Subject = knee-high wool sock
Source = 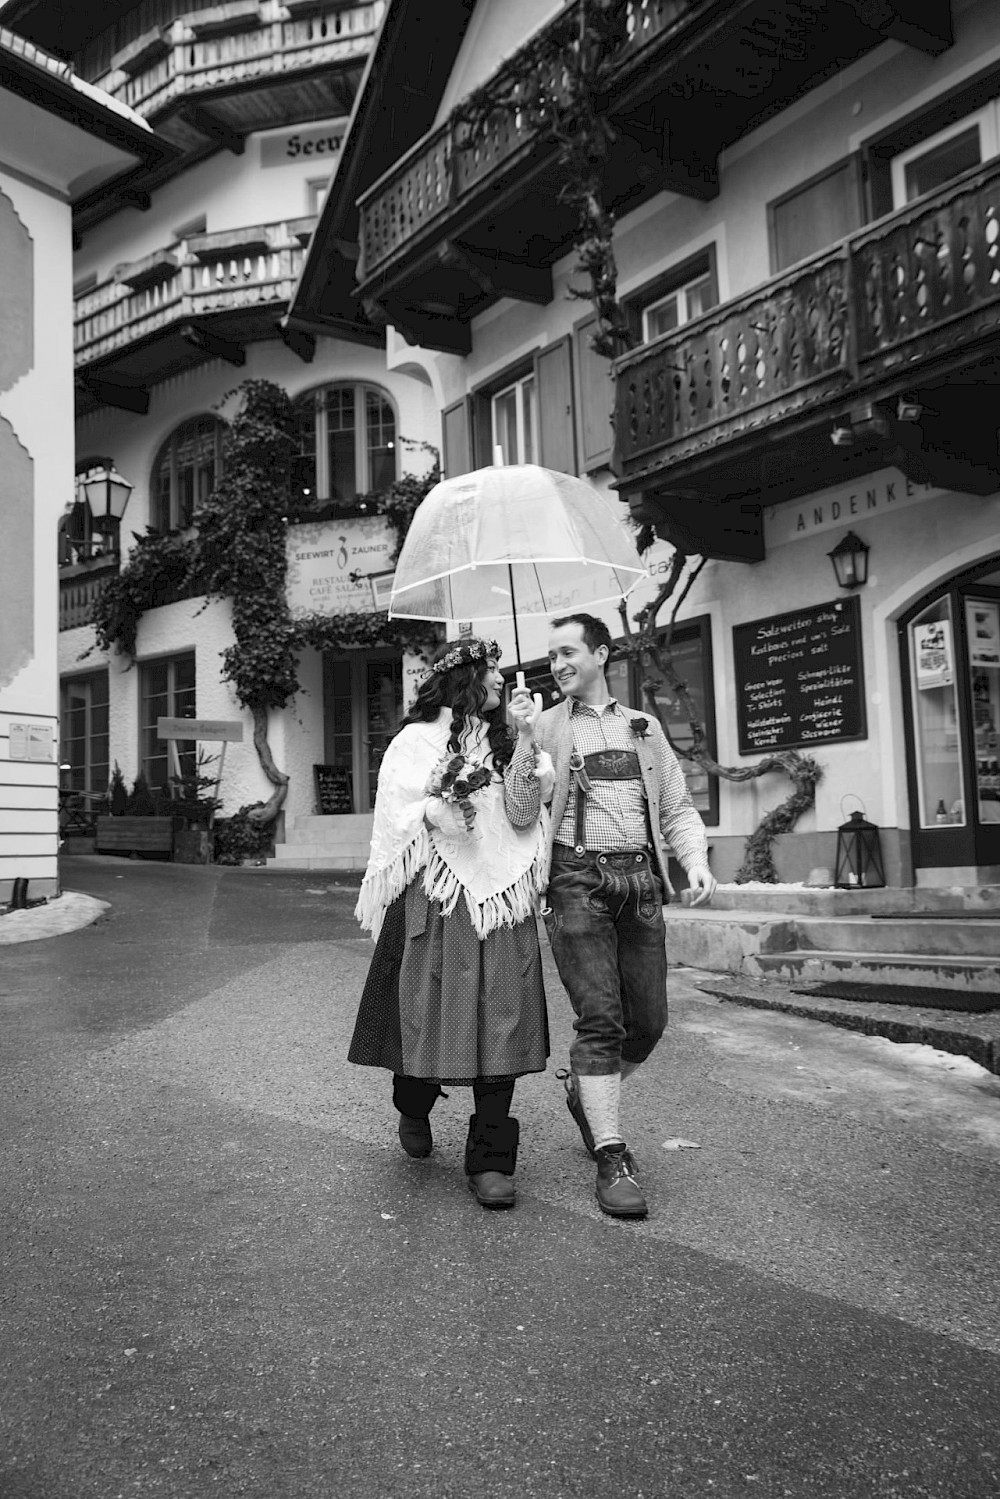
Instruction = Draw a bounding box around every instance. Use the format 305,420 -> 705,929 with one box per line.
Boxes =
575,1072 -> 623,1151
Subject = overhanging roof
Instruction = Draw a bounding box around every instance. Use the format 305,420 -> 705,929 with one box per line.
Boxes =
0,25 -> 169,197
287,0 -> 476,342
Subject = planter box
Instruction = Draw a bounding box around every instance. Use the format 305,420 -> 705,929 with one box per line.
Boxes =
95,816 -> 178,857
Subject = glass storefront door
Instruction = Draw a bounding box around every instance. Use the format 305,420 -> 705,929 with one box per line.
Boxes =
902,563 -> 1000,875
322,652 -> 403,813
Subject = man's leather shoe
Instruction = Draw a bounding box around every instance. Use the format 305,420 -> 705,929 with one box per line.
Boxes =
555,1068 -> 596,1159
398,1114 -> 432,1158
467,1171 -> 516,1209
595,1144 -> 647,1219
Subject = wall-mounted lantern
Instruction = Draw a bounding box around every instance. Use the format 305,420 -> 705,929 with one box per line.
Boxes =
834,809 -> 886,889
827,530 -> 870,590
80,466 -> 134,540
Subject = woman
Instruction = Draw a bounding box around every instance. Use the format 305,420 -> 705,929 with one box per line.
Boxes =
350,637 -> 552,1210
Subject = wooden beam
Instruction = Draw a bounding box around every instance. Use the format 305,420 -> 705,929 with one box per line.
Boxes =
278,322 -> 316,363
438,242 -> 553,306
626,492 -> 764,563
180,105 -> 246,156
364,297 -> 471,356
843,0 -> 952,55
77,375 -> 150,415
616,115 -> 720,202
180,323 -> 246,366
115,188 -> 152,212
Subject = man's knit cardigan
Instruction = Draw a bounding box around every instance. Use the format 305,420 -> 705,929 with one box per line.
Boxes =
534,698 -> 709,895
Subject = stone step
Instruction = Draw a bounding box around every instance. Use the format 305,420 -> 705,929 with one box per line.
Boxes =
794,914 -> 1000,958
752,950 -> 1000,993
264,853 -> 369,871
283,826 -> 374,849
286,813 -> 374,836
708,884 -> 1000,916
270,841 -> 371,860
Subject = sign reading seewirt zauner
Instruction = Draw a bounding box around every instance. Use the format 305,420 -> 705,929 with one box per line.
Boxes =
733,596 -> 866,754
286,516 -> 395,620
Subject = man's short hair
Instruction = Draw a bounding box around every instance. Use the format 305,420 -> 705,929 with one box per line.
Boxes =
550,612 -> 613,659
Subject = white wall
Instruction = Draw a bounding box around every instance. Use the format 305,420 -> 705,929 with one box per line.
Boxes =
0,171 -> 76,898
433,0 -> 567,127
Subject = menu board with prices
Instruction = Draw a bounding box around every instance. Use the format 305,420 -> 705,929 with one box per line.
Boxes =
733,596 -> 866,754
313,763 -> 354,815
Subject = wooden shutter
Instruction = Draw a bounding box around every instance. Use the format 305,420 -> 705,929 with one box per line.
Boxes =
441,397 -> 472,478
535,336 -> 576,474
769,156 -> 864,273
574,314 -> 614,473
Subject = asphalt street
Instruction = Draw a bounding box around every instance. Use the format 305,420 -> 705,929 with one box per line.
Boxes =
2,855 -> 999,1499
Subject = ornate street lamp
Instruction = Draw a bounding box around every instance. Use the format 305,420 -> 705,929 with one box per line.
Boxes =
827,529 -> 870,590
80,465 -> 134,544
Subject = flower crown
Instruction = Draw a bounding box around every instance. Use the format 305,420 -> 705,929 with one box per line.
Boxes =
428,638 -> 501,675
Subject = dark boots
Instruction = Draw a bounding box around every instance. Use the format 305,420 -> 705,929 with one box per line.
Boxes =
465,1114 -> 519,1209
392,1075 -> 445,1158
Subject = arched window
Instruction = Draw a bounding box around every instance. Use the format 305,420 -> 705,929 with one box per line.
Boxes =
293,383 -> 397,501
151,415 -> 225,532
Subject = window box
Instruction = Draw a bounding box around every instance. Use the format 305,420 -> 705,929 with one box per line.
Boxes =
113,251 -> 179,292
110,28 -> 171,77
186,2 -> 262,39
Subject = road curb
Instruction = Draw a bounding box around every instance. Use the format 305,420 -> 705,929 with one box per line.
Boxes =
692,975 -> 1000,1078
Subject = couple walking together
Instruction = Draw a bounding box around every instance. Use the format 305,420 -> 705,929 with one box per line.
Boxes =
349,613 -> 715,1219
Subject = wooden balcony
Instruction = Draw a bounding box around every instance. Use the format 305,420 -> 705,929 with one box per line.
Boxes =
613,157 -> 1000,554
59,557 -> 120,632
70,2 -> 382,234
74,217 -> 316,416
354,0 -> 951,351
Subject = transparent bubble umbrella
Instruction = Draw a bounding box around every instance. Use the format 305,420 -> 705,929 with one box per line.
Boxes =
388,459 -> 648,663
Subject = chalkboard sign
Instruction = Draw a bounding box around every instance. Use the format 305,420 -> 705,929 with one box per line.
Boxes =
733,595 -> 866,754
313,763 -> 354,814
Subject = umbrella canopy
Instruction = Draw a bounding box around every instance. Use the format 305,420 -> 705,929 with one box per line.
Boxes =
388,464 -> 647,631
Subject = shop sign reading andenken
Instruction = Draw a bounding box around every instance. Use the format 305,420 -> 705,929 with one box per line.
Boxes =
286,516 -> 395,619
764,468 -> 943,547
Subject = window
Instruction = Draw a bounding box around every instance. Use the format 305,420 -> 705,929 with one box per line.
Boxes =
139,653 -> 196,791
59,672 -> 109,795
625,249 -> 719,344
491,372 -> 537,466
891,104 -> 999,208
636,617 -> 718,824
307,178 -> 328,215
769,160 -> 864,274
151,416 -> 225,532
293,383 -> 397,501
642,270 -> 715,341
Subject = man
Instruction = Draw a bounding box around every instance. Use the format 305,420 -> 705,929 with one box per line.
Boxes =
535,613 -> 715,1220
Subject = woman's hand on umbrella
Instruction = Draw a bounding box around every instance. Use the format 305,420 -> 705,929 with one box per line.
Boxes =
509,688 -> 542,739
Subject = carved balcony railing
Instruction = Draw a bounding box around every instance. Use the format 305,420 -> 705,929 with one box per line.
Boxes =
88,2 -> 384,119
74,217 -> 314,368
614,158 -> 1000,483
356,0 -> 693,282
59,558 -> 119,632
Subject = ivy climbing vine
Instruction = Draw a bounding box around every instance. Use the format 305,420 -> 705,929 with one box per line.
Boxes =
89,379 -> 439,825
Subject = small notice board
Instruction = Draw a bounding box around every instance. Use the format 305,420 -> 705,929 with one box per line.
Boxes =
733,595 -> 866,754
313,763 -> 354,814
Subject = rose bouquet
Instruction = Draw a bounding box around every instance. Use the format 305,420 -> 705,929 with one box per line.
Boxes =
426,754 -> 493,835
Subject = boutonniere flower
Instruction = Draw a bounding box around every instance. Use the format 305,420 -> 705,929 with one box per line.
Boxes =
630,716 -> 651,739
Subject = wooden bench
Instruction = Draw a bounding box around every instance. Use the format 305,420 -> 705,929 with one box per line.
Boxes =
94,816 -> 179,856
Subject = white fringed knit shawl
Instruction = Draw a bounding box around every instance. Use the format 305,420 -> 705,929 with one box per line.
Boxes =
355,710 -> 550,941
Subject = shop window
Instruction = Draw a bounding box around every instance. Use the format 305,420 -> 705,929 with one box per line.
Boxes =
59,671 -> 109,795
637,617 -> 718,824
151,415 -> 225,532
139,652 -> 196,792
294,382 -> 397,501
768,160 -> 864,273
442,338 -> 576,479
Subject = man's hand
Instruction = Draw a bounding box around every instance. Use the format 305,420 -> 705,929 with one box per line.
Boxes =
684,863 -> 716,907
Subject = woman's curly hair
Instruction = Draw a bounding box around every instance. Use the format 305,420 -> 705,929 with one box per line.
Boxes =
400,640 -> 514,768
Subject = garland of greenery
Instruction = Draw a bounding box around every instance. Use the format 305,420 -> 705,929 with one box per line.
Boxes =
89,379 -> 440,824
